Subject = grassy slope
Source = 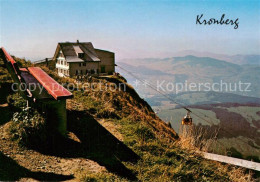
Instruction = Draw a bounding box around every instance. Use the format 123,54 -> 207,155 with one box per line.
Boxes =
158,104 -> 260,161
59,71 -> 253,181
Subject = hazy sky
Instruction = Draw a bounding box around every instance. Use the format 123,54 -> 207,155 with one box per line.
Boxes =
0,0 -> 260,61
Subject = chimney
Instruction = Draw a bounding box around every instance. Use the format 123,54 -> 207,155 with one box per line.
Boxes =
77,39 -> 79,43
45,58 -> 49,66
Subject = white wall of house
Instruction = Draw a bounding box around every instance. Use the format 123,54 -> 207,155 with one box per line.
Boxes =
56,53 -> 69,77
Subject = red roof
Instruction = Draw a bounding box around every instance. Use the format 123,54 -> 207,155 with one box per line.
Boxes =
28,67 -> 73,100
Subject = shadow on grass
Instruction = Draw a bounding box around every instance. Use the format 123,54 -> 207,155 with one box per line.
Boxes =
0,151 -> 73,181
0,105 -> 12,126
32,110 -> 139,180
0,105 -> 73,181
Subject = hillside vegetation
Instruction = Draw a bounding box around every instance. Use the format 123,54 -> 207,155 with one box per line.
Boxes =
0,60 -> 256,181
158,103 -> 260,162
0,56 -> 32,103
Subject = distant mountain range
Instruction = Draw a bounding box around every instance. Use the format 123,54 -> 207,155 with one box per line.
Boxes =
117,55 -> 260,98
168,50 -> 260,65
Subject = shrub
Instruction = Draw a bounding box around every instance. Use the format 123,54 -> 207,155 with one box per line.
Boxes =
96,108 -> 120,119
7,93 -> 27,112
9,106 -> 47,147
135,125 -> 155,144
13,56 -> 32,67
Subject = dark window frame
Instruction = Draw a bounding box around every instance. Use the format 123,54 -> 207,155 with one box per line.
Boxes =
78,53 -> 84,59
101,66 -> 106,73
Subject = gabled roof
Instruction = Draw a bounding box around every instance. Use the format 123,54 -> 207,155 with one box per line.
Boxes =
55,42 -> 101,63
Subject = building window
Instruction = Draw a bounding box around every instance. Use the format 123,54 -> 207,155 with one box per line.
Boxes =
81,70 -> 83,74
101,66 -> 106,73
59,52 -> 64,58
79,63 -> 81,67
76,70 -> 78,75
78,53 -> 84,59
83,62 -> 86,66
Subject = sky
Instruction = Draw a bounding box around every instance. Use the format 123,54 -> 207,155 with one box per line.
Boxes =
0,0 -> 260,61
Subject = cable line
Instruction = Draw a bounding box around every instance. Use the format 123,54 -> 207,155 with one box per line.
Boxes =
117,65 -> 252,146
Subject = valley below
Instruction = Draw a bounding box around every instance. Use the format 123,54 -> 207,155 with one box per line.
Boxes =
118,54 -> 260,162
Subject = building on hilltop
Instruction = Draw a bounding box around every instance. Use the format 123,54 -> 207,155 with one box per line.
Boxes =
52,40 -> 115,77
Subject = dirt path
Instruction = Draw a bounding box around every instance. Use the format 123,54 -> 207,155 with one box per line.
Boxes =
0,99 -> 129,181
0,121 -> 109,181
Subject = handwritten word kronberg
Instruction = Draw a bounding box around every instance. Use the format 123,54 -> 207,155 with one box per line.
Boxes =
196,14 -> 239,29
